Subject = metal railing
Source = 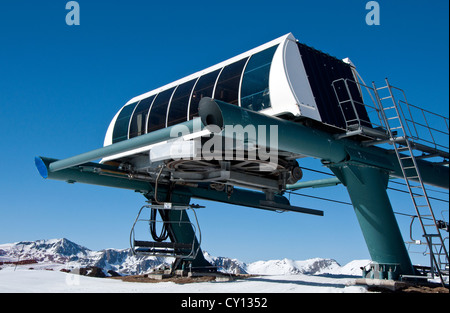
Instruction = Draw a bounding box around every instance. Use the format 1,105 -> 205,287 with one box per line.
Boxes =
332,78 -> 388,133
398,100 -> 449,152
332,77 -> 449,158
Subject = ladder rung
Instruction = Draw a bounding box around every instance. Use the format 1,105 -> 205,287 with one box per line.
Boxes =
383,105 -> 396,110
403,166 -> 417,170
416,205 -> 430,208
387,116 -> 400,120
423,232 -> 441,236
400,156 -> 413,160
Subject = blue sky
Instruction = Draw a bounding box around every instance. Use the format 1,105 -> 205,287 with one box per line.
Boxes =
0,0 -> 448,266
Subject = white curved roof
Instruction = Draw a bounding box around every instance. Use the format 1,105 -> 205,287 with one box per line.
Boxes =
104,33 -> 322,147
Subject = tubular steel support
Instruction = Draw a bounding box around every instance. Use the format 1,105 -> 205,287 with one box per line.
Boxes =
330,162 -> 415,279
47,119 -> 198,173
199,98 -> 449,189
35,156 -> 317,215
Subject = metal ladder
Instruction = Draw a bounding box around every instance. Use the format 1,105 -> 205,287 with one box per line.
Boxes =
374,79 -> 449,286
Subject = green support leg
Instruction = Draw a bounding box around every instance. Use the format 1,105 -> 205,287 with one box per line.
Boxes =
330,162 -> 415,280
144,191 -> 213,272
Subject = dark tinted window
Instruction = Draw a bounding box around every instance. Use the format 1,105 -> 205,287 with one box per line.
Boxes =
214,58 -> 248,105
189,69 -> 221,119
113,102 -> 138,143
297,42 -> 369,129
241,45 -> 278,111
129,95 -> 156,138
167,79 -> 197,127
147,87 -> 176,133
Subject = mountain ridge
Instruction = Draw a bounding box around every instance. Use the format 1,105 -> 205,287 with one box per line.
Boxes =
0,238 -> 368,277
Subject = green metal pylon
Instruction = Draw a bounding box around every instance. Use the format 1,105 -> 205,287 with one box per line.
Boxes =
330,162 -> 415,279
142,189 -> 213,272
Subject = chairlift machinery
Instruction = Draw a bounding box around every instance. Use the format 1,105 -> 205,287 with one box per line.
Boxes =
35,33 -> 449,283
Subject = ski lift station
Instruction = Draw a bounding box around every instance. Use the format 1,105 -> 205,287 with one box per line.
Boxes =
35,33 -> 449,286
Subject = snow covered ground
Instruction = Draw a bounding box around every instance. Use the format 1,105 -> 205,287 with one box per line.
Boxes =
0,266 -> 368,293
0,238 -> 371,293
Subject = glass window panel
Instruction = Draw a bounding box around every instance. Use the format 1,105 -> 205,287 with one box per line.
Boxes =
112,102 -> 138,143
167,79 -> 197,127
129,95 -> 156,138
188,69 -> 221,119
213,58 -> 248,105
240,45 -> 278,111
147,87 -> 176,133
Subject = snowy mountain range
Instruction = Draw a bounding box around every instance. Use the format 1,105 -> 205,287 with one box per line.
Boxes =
0,238 -> 368,277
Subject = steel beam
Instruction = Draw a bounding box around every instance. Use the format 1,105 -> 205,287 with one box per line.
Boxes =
198,98 -> 449,189
286,177 -> 341,190
47,119 -> 198,173
35,156 -> 303,214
